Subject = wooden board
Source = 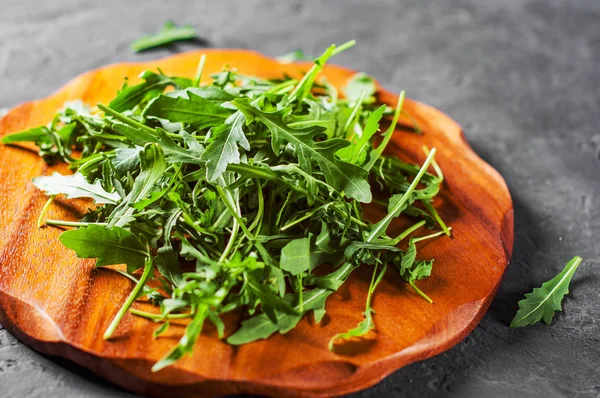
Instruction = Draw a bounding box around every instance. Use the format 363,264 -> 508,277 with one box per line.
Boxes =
0,50 -> 513,397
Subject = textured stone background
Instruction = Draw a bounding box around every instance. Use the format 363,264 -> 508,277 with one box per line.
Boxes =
1,0 -> 599,397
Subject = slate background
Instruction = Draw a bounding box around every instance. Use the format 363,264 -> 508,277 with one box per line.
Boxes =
1,0 -> 599,397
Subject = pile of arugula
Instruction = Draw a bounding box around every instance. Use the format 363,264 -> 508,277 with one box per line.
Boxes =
2,41 -> 453,370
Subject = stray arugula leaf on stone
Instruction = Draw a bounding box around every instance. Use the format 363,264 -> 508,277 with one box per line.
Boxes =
511,256 -> 583,327
1,40 -> 451,370
131,21 -> 198,53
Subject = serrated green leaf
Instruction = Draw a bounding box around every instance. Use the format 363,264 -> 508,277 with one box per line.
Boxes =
511,256 -> 583,327
337,105 -> 385,165
1,126 -> 50,145
200,111 -> 250,181
109,71 -> 177,112
152,304 -> 208,372
112,123 -> 158,146
155,128 -> 204,165
59,224 -> 148,273
113,147 -> 142,175
109,143 -> 167,227
33,172 -> 121,204
143,91 -> 232,129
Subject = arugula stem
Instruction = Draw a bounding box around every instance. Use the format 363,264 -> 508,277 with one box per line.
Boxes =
37,195 -> 55,228
45,220 -> 108,227
422,146 -> 444,181
130,308 -> 192,321
387,220 -> 427,246
409,280 -> 433,304
104,256 -> 153,340
298,274 -> 304,312
364,91 -> 406,172
331,40 -> 357,56
343,90 -> 366,135
193,54 -> 207,87
280,208 -> 319,231
97,103 -> 156,135
368,148 -> 437,241
422,201 -> 450,236
411,228 -> 452,243
218,193 -> 239,263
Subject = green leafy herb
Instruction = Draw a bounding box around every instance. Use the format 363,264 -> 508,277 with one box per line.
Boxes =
131,21 -> 198,53
33,172 -> 121,205
511,256 -> 583,327
2,41 -> 449,370
276,50 -> 310,63
60,224 -> 149,273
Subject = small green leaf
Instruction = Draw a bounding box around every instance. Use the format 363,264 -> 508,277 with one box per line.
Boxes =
280,238 -> 311,276
1,126 -> 50,145
153,321 -> 170,338
131,21 -> 198,53
109,71 -> 178,112
112,123 -> 158,146
227,286 -> 335,345
143,91 -> 232,130
156,129 -> 204,165
511,256 -> 583,328
155,246 -> 182,286
152,304 -> 208,371
337,105 -> 385,165
329,263 -> 387,350
276,49 -> 309,63
200,111 -> 250,181
113,147 -> 142,175
344,73 -> 376,103
59,224 -> 149,273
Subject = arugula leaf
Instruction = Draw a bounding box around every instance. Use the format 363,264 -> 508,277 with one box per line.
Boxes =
246,274 -> 298,322
109,143 -> 167,227
156,129 -> 204,165
396,240 -> 433,303
152,304 -> 208,371
113,147 -> 142,175
111,123 -> 158,146
155,246 -> 182,286
511,256 -> 583,327
153,321 -> 170,338
200,111 -> 250,181
143,91 -> 233,130
59,224 -> 149,273
168,87 -> 235,102
337,105 -> 385,165
344,73 -> 376,103
227,286 -> 334,345
109,71 -> 183,112
329,263 -> 387,350
1,126 -> 50,145
280,237 -> 311,275
33,172 -> 121,205
131,21 -> 198,53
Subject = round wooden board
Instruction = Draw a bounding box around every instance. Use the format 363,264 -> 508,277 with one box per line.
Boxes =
0,50 -> 513,397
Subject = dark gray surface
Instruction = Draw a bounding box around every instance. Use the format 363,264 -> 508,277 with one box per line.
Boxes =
1,0 -> 599,397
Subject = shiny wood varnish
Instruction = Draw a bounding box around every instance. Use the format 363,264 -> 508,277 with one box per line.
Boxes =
0,50 -> 513,397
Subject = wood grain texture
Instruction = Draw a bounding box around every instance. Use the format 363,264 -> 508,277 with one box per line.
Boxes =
0,50 -> 513,398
